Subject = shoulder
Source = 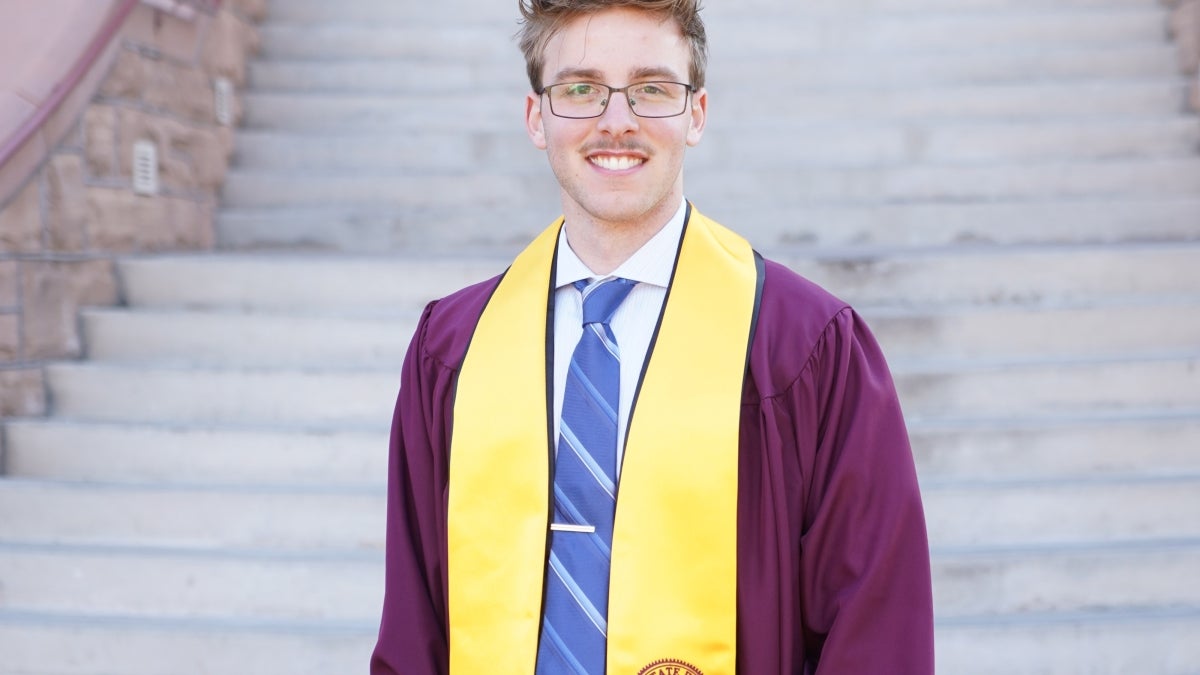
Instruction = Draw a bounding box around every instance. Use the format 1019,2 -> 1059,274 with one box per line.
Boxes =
758,257 -> 849,321
748,256 -> 870,398
412,274 -> 503,370
756,256 -> 856,352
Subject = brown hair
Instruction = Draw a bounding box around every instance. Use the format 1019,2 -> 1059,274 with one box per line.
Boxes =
517,0 -> 708,93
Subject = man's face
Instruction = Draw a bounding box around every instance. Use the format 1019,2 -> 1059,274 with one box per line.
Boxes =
525,7 -> 707,232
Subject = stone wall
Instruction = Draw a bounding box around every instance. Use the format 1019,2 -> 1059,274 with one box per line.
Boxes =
1169,0 -> 1200,111
0,0 -> 265,418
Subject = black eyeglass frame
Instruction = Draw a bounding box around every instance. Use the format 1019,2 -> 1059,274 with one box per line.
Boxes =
537,81 -> 698,119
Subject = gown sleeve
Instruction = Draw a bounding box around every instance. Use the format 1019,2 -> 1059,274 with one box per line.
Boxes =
797,308 -> 935,673
371,302 -> 452,675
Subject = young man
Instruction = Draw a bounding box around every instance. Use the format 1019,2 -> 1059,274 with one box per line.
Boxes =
371,1 -> 934,673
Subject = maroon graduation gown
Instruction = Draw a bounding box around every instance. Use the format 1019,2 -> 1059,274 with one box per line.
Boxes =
370,257 -> 935,674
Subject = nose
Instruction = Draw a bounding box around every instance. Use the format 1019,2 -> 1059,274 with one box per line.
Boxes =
596,91 -> 639,134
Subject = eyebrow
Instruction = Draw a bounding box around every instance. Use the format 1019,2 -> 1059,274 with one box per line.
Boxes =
549,66 -> 684,85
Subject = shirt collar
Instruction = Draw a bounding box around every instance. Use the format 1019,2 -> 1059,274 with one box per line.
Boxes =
554,198 -> 687,290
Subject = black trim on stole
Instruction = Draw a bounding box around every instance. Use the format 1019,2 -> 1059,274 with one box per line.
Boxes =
538,226 -> 562,655
746,251 -> 766,375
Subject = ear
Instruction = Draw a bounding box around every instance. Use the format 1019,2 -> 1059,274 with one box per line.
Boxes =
686,87 -> 707,147
526,91 -> 548,150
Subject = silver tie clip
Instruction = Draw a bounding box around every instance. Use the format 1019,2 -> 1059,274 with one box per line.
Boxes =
550,523 -> 596,533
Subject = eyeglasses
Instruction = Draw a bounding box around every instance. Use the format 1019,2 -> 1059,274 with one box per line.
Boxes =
539,81 -> 696,119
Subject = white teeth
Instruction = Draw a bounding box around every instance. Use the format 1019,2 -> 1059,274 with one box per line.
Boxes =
590,155 -> 643,171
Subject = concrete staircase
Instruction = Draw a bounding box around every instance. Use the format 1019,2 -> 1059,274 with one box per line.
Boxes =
3,0 -> 1200,672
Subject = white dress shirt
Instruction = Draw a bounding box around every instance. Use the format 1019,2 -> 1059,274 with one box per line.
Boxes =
552,199 -> 687,476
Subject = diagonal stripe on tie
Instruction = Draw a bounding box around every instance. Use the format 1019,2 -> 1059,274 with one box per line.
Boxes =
537,277 -> 637,675
558,423 -> 617,496
566,361 -> 619,421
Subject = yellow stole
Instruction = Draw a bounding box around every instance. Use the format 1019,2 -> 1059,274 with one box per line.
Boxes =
448,207 -> 760,674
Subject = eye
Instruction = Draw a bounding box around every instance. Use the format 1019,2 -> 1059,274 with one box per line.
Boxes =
562,83 -> 599,98
633,83 -> 666,96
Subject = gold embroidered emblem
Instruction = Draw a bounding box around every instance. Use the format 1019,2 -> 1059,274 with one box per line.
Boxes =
637,659 -> 704,675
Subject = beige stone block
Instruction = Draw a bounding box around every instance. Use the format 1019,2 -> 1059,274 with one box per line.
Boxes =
201,9 -> 259,85
117,109 -> 231,193
1171,0 -> 1200,74
20,259 -> 118,359
0,260 -> 17,306
86,188 -> 213,252
45,154 -> 88,252
121,4 -> 204,63
84,105 -> 119,178
0,312 -> 18,361
0,367 -> 45,417
227,0 -> 268,22
0,177 -> 43,254
193,125 -> 234,190
101,49 -> 215,124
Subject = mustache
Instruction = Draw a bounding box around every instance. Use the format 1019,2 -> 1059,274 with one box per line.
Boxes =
583,141 -> 652,156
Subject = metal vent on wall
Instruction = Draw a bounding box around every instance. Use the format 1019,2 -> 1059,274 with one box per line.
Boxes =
132,139 -> 158,196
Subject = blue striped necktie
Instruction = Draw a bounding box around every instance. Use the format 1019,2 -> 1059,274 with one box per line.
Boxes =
536,277 -> 637,675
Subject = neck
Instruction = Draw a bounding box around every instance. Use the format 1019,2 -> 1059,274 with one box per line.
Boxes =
562,200 -> 681,276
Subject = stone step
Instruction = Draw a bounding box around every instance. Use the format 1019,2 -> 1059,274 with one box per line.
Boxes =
261,0 -> 518,25
249,44 -> 1180,93
215,197 -> 1200,252
258,24 -> 517,61
42,355 -> 1200,427
1,475 -> 1195,551
0,539 -> 1192,624
232,118 -> 1200,172
1,421 -> 385,487
5,412 -> 1199,487
728,0 -> 1161,9
0,481 -> 383,550
933,541 -> 1200,618
220,169 -> 555,210
0,543 -> 381,622
912,416 -> 1200,481
708,45 -> 1181,87
707,10 -> 1171,53
215,205 -> 552,254
117,244 -> 1200,311
867,300 -> 1200,362
936,609 -> 1200,675
240,80 -> 1189,131
772,243 -> 1200,308
117,254 -> 506,312
258,7 -> 1167,52
891,355 -> 1200,422
922,477 -> 1200,548
2,607 -> 1196,675
78,299 -> 1200,368
0,612 -> 374,675
81,308 -> 421,368
44,363 -> 398,428
693,158 -> 1200,204
221,158 -> 1200,210
6,416 -> 1198,487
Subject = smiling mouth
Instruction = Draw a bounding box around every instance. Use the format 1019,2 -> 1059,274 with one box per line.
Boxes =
589,155 -> 644,171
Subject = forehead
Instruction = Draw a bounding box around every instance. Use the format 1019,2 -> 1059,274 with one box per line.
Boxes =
541,7 -> 690,83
